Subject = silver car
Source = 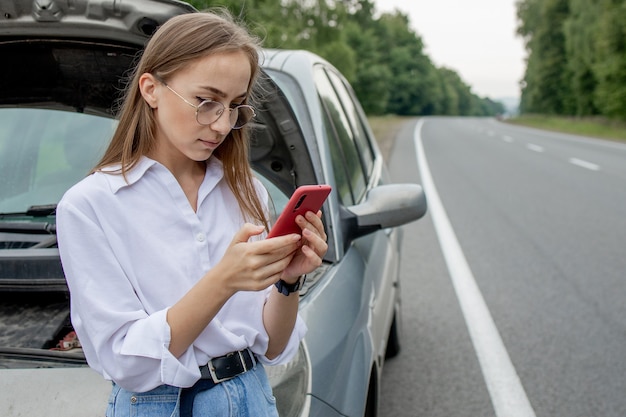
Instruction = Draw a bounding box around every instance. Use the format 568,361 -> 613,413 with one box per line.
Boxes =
0,1 -> 427,416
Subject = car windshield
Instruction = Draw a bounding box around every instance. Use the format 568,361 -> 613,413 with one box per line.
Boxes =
0,107 -> 289,219
0,108 -> 116,215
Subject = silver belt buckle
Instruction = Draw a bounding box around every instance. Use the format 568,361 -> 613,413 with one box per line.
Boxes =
208,360 -> 231,383
207,350 -> 254,383
238,350 -> 249,372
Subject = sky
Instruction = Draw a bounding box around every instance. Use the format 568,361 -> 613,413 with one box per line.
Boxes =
373,0 -> 527,100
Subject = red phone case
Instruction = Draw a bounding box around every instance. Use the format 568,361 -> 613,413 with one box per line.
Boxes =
267,184 -> 332,238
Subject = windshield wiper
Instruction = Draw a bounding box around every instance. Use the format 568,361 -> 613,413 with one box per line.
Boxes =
0,204 -> 57,218
0,221 -> 56,235
0,204 -> 57,235
26,204 -> 57,217
0,347 -> 85,365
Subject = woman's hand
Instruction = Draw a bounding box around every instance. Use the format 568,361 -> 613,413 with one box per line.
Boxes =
262,211 -> 326,359
214,223 -> 302,294
167,224 -> 300,357
280,210 -> 328,283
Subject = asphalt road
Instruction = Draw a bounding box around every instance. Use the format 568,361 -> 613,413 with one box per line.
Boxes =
379,117 -> 626,417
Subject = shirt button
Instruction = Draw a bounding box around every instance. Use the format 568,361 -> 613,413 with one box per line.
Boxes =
196,233 -> 205,242
130,396 -> 137,404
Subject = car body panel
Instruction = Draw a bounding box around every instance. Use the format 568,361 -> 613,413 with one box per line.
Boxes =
0,367 -> 110,416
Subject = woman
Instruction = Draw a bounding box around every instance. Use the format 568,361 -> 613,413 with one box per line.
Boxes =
56,10 -> 327,417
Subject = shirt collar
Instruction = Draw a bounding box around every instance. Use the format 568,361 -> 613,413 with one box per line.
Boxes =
102,156 -> 224,194
103,156 -> 157,193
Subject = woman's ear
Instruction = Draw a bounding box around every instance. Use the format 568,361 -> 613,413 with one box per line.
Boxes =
139,73 -> 159,109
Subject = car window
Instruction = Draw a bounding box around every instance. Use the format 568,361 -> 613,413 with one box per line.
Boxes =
325,69 -> 375,178
0,108 -> 115,214
314,66 -> 367,205
321,105 -> 354,205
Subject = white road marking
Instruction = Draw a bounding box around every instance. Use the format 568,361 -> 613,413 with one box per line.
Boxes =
414,119 -> 537,417
526,144 -> 544,153
502,135 -> 514,143
569,158 -> 600,171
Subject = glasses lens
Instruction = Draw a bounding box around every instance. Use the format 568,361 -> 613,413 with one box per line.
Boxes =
196,101 -> 225,125
231,106 -> 255,129
196,101 -> 255,129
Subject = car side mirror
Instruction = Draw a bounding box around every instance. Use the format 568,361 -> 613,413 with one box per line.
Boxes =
342,183 -> 427,241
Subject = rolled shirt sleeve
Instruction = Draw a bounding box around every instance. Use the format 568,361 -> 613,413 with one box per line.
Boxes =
58,197 -> 202,391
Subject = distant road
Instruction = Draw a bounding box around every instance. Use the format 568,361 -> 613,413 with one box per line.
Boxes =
380,117 -> 626,417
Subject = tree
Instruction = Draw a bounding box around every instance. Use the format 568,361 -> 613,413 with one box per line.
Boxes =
343,20 -> 391,114
563,0 -> 600,116
518,0 -> 626,120
517,0 -> 572,115
593,0 -> 626,118
376,11 -> 441,115
188,0 -> 505,117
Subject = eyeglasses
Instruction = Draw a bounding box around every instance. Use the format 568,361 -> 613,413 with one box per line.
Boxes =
160,81 -> 256,129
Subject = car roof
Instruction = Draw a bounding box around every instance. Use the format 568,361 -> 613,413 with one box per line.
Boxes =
261,48 -> 329,101
263,48 -> 328,70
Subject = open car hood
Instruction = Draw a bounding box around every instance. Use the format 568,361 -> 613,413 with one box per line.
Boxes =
0,0 -> 315,191
0,0 -> 195,42
0,0 -> 194,114
0,0 -> 317,291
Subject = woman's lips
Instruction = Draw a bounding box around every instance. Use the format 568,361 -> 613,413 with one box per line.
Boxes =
198,138 -> 220,149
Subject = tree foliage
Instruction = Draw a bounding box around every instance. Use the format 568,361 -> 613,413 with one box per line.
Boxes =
189,0 -> 505,116
517,0 -> 626,120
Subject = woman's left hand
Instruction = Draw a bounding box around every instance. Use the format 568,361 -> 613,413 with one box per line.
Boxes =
280,210 -> 327,282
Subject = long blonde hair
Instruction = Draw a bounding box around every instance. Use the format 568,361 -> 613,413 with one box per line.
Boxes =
94,10 -> 268,229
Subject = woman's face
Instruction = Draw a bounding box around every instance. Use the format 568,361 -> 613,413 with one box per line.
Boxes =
146,51 -> 252,168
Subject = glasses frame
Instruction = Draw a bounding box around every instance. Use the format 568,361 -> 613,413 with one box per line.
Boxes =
157,79 -> 255,130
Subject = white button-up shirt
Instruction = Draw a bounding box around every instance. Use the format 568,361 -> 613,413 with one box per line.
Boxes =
56,156 -> 306,392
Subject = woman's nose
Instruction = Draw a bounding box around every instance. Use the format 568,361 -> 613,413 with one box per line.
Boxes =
209,110 -> 233,135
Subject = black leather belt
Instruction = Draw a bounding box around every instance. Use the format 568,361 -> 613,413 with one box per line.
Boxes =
180,349 -> 257,416
199,348 -> 256,383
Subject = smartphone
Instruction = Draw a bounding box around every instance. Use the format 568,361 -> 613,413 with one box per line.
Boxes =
267,184 -> 332,238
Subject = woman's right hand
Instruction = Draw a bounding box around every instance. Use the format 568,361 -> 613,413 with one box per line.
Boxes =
213,223 -> 302,294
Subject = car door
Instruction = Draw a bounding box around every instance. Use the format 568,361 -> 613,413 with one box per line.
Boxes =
310,64 -> 402,414
317,64 -> 400,359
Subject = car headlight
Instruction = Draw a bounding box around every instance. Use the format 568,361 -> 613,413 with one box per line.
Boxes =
266,342 -> 311,417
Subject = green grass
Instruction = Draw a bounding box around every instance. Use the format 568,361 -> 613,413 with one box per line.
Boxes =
507,115 -> 626,142
367,115 -> 410,142
367,115 -> 411,161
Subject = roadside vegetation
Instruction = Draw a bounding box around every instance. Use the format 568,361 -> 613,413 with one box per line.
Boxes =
188,0 -> 505,117
516,0 -> 626,122
367,116 -> 409,143
367,115 -> 410,160
183,1 -> 626,144
507,115 -> 626,143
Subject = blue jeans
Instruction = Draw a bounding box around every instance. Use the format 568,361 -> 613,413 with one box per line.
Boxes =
106,364 -> 278,417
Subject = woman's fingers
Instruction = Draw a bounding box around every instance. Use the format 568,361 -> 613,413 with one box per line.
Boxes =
296,211 -> 327,255
296,211 -> 326,239
220,225 -> 302,291
302,227 -> 328,257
